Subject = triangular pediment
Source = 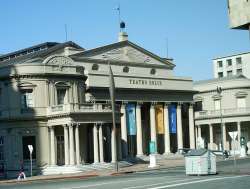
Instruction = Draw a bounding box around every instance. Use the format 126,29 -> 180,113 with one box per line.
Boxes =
72,41 -> 175,68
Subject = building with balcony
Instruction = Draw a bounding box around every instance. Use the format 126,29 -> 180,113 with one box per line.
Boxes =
0,32 -> 195,177
194,75 -> 250,154
213,51 -> 250,79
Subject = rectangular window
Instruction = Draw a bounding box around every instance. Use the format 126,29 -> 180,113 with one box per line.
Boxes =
21,89 -> 33,109
22,136 -> 36,160
227,70 -> 233,76
218,72 -> 223,78
237,69 -> 242,75
57,88 -> 66,105
227,59 -> 232,67
236,57 -> 242,65
237,98 -> 246,108
217,61 -> 223,68
214,100 -> 221,110
194,101 -> 203,112
0,136 -> 4,161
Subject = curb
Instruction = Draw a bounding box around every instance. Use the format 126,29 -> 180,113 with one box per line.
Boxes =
0,174 -> 99,185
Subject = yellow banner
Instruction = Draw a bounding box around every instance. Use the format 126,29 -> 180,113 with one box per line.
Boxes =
155,105 -> 164,134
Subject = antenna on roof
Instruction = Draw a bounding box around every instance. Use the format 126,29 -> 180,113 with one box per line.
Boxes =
64,24 -> 68,42
166,37 -> 169,58
115,4 -> 122,31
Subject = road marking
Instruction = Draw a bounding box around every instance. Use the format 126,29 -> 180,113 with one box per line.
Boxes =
121,177 -> 200,189
147,175 -> 250,189
59,175 -> 183,189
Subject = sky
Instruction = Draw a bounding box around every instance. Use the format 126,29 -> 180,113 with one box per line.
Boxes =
0,0 -> 249,81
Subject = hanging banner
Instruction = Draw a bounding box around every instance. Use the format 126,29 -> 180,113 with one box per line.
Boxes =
155,105 -> 164,134
126,103 -> 136,135
168,104 -> 177,134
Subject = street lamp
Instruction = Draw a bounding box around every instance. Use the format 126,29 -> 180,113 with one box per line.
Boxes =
216,86 -> 224,156
103,54 -> 119,172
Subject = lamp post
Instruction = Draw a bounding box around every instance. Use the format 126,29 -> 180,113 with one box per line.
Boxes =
103,55 -> 118,172
216,86 -> 224,156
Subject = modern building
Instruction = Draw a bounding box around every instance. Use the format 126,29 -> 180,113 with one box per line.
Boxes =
0,32 -> 196,177
228,0 -> 250,30
194,75 -> 250,154
213,51 -> 250,79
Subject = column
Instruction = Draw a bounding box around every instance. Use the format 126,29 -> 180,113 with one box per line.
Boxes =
195,125 -> 198,148
45,81 -> 49,106
63,125 -> 69,165
99,125 -> 104,163
237,122 -> 241,150
150,103 -> 157,153
163,103 -> 171,154
111,125 -> 117,163
198,125 -> 201,138
176,103 -> 183,150
75,124 -> 80,165
50,81 -> 55,106
50,126 -> 56,165
136,103 -> 143,156
222,123 -> 227,150
69,124 -> 75,165
209,124 -> 214,150
93,123 -> 99,163
188,104 -> 195,149
120,104 -> 128,158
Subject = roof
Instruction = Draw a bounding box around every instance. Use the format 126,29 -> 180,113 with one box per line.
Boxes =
71,40 -> 175,68
185,149 -> 213,156
194,75 -> 248,85
213,51 -> 250,60
0,41 -> 84,64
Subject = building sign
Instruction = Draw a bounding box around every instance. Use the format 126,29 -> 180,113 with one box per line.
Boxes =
169,104 -> 177,134
129,79 -> 162,86
126,103 -> 136,135
155,105 -> 164,134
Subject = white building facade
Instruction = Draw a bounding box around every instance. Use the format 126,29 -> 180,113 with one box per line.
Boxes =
213,52 -> 250,79
194,75 -> 250,154
0,33 -> 196,177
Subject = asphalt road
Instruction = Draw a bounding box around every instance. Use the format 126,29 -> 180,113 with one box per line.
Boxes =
1,158 -> 250,189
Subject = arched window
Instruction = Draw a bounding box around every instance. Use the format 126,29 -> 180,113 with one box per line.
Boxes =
123,66 -> 129,73
92,64 -> 99,71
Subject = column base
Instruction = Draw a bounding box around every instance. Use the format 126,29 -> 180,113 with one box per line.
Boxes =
163,152 -> 173,156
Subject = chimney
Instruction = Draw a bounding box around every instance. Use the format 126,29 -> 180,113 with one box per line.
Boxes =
118,32 -> 128,42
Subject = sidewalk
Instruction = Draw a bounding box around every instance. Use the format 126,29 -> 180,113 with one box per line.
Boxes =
0,156 -> 185,184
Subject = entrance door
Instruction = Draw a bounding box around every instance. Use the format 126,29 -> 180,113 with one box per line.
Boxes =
56,135 -> 65,165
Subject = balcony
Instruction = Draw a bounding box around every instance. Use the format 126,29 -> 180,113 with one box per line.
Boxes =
195,107 -> 250,119
47,103 -> 115,116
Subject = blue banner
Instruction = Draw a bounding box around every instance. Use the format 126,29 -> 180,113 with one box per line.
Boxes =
168,105 -> 177,134
126,103 -> 136,135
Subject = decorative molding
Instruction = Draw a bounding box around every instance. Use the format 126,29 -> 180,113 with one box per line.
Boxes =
235,91 -> 248,98
43,55 -> 74,66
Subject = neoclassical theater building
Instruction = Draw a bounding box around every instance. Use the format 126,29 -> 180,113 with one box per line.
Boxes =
0,32 -> 195,176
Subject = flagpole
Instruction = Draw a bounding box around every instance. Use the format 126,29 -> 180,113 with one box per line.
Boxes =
108,60 -> 118,172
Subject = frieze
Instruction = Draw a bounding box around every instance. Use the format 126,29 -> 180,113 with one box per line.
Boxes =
129,79 -> 162,86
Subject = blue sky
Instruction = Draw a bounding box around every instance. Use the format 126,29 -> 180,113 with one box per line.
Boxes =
0,0 -> 249,81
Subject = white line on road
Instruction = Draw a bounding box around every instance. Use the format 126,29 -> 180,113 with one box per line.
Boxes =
147,175 -> 250,189
121,177 -> 201,189
59,175 -> 182,189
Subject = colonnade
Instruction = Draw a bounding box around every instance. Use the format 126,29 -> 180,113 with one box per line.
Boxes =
195,121 -> 242,151
48,102 -> 195,166
120,102 -> 195,157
